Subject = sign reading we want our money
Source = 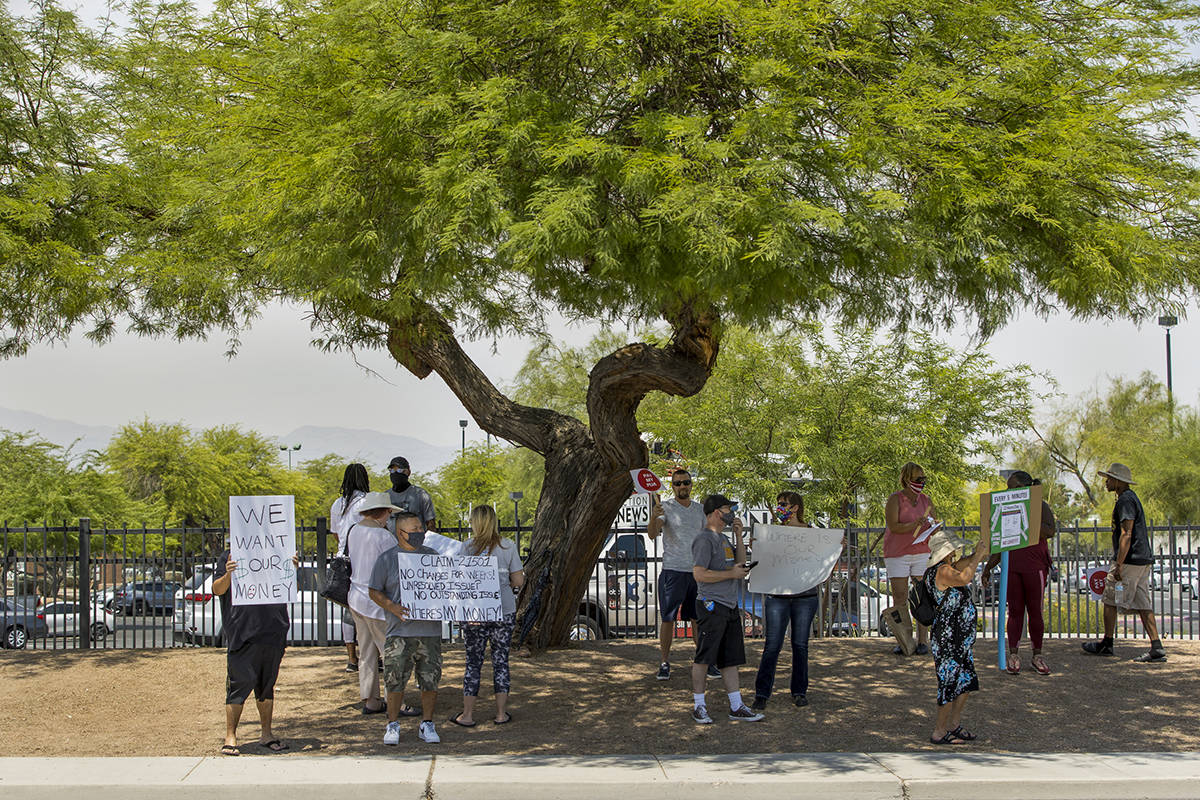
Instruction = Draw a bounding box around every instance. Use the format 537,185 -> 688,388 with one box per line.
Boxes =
396,553 -> 504,622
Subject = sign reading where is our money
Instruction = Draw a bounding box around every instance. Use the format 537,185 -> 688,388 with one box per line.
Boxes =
980,485 -> 1043,554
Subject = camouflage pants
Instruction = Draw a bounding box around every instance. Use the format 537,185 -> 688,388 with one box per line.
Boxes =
383,636 -> 442,693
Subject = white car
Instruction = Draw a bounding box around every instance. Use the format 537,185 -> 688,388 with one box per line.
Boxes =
176,561 -> 343,646
40,599 -> 117,641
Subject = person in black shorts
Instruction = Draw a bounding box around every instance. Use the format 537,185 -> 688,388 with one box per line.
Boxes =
648,468 -> 709,680
213,549 -> 298,755
689,494 -> 763,723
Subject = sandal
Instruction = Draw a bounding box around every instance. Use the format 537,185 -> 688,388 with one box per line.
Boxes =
449,713 -> 477,728
929,731 -> 965,745
1031,654 -> 1051,675
220,744 -> 240,756
950,726 -> 977,741
494,711 -> 513,725
259,739 -> 289,752
1006,652 -> 1020,674
397,704 -> 421,717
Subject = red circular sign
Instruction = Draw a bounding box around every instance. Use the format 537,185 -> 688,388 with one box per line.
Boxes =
634,469 -> 662,492
1088,569 -> 1108,596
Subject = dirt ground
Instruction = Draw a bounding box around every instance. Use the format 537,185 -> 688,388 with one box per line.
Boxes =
4,637 -> 1198,756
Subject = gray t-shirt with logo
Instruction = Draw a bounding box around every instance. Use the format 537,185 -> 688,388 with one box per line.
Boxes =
386,485 -> 437,530
692,528 -> 738,610
368,543 -> 443,638
660,496 -> 706,572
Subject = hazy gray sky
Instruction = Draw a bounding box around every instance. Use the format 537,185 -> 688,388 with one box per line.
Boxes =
4,0 -> 1197,451
3,305 -> 1196,449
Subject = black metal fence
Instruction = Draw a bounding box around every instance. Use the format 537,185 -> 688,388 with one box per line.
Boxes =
3,517 -> 1198,650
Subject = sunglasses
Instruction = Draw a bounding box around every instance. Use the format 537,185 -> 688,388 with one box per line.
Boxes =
673,480 -> 692,486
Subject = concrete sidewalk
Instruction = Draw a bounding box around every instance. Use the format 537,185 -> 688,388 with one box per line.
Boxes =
3,753 -> 1200,799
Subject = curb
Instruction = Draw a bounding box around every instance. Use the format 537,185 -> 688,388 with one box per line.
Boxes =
2,752 -> 1199,799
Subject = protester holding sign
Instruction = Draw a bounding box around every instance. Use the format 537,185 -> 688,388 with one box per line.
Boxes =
750,491 -> 820,711
347,492 -> 409,716
213,546 -> 299,756
982,471 -> 1057,675
923,529 -> 989,745
689,494 -> 763,724
1082,463 -> 1165,663
648,468 -> 707,681
330,463 -> 369,673
369,512 -> 444,745
877,462 -> 936,655
451,505 -> 525,728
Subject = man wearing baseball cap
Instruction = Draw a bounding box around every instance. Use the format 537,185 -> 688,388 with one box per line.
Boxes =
689,494 -> 763,724
386,456 -> 438,533
1082,463 -> 1165,662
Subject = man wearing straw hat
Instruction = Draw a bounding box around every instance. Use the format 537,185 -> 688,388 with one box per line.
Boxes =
1081,463 -> 1165,663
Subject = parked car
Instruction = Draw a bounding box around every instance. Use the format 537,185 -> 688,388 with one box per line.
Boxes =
40,599 -> 115,641
828,579 -> 890,636
1061,564 -> 1103,594
0,597 -> 49,648
108,580 -> 181,616
176,561 -> 341,646
1152,564 -> 1198,593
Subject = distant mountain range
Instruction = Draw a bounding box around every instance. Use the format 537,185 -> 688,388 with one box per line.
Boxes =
0,407 -> 458,473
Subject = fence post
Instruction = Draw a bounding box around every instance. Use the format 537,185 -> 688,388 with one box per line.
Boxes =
77,518 -> 91,651
316,517 -> 329,647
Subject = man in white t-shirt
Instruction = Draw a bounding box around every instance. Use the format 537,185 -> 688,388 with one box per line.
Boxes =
648,468 -> 708,681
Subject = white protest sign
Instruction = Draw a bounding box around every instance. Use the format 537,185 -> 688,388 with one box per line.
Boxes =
747,525 -> 843,596
396,552 -> 504,622
229,495 -> 297,606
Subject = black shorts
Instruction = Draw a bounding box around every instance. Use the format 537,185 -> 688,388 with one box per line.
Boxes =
658,569 -> 698,622
693,600 -> 745,669
226,639 -> 286,705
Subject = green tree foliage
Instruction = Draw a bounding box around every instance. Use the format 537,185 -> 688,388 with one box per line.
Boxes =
419,443 -> 544,531
1022,372 -> 1200,525
640,325 -> 1035,525
7,0 -> 1200,646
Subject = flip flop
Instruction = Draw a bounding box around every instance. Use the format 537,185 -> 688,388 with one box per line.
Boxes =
494,712 -> 513,725
449,713 -> 477,728
1006,653 -> 1020,674
397,704 -> 421,717
1031,655 -> 1051,675
220,744 -> 240,756
260,739 -> 289,752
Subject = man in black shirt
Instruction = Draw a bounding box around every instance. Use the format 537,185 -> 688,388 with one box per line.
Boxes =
213,548 -> 300,754
1082,463 -> 1165,662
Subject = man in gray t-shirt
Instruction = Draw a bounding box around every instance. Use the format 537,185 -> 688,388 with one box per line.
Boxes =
385,456 -> 438,533
368,512 -> 444,745
648,468 -> 706,680
688,494 -> 762,724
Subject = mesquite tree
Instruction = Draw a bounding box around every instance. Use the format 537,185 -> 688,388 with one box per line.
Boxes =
6,0 -> 1200,647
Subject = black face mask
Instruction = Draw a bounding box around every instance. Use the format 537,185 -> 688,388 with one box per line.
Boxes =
406,530 -> 426,548
390,472 -> 410,491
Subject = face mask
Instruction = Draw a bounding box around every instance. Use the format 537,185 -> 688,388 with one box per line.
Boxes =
720,510 -> 736,525
390,472 -> 410,491
909,480 -> 926,494
775,504 -> 793,522
406,530 -> 425,548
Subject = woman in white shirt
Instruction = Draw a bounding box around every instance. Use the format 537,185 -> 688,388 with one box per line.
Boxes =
330,464 -> 368,672
345,492 -> 404,714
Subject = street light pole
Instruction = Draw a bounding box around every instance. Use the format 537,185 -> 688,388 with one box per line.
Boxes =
458,419 -> 468,454
278,443 -> 301,469
1159,315 -> 1177,435
509,491 -> 524,554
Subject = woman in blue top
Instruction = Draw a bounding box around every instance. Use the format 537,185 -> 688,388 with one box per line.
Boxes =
924,529 -> 989,745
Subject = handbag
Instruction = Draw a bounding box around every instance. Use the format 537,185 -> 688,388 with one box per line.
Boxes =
320,524 -> 353,608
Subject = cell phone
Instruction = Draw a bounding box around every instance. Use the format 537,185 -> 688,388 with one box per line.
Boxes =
744,561 -> 759,570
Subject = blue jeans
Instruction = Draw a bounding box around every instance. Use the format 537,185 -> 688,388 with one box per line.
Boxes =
753,594 -> 819,700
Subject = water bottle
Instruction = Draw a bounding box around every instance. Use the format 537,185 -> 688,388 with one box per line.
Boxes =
1114,580 -> 1125,606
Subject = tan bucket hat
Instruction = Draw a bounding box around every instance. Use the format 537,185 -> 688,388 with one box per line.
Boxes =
928,529 -> 972,565
358,491 -> 402,514
1098,462 -> 1136,485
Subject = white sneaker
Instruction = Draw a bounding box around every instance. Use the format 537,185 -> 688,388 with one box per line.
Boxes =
383,720 -> 401,745
419,720 -> 441,743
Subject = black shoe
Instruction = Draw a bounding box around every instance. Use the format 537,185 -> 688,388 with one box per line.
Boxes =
344,661 -> 359,673
892,644 -> 905,655
655,662 -> 670,681
1133,649 -> 1167,663
914,643 -> 929,655
1081,639 -> 1114,656
793,694 -> 809,707
707,664 -> 721,679
750,697 -> 767,712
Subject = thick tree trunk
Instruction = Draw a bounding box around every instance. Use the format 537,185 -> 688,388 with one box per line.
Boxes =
381,301 -> 718,649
